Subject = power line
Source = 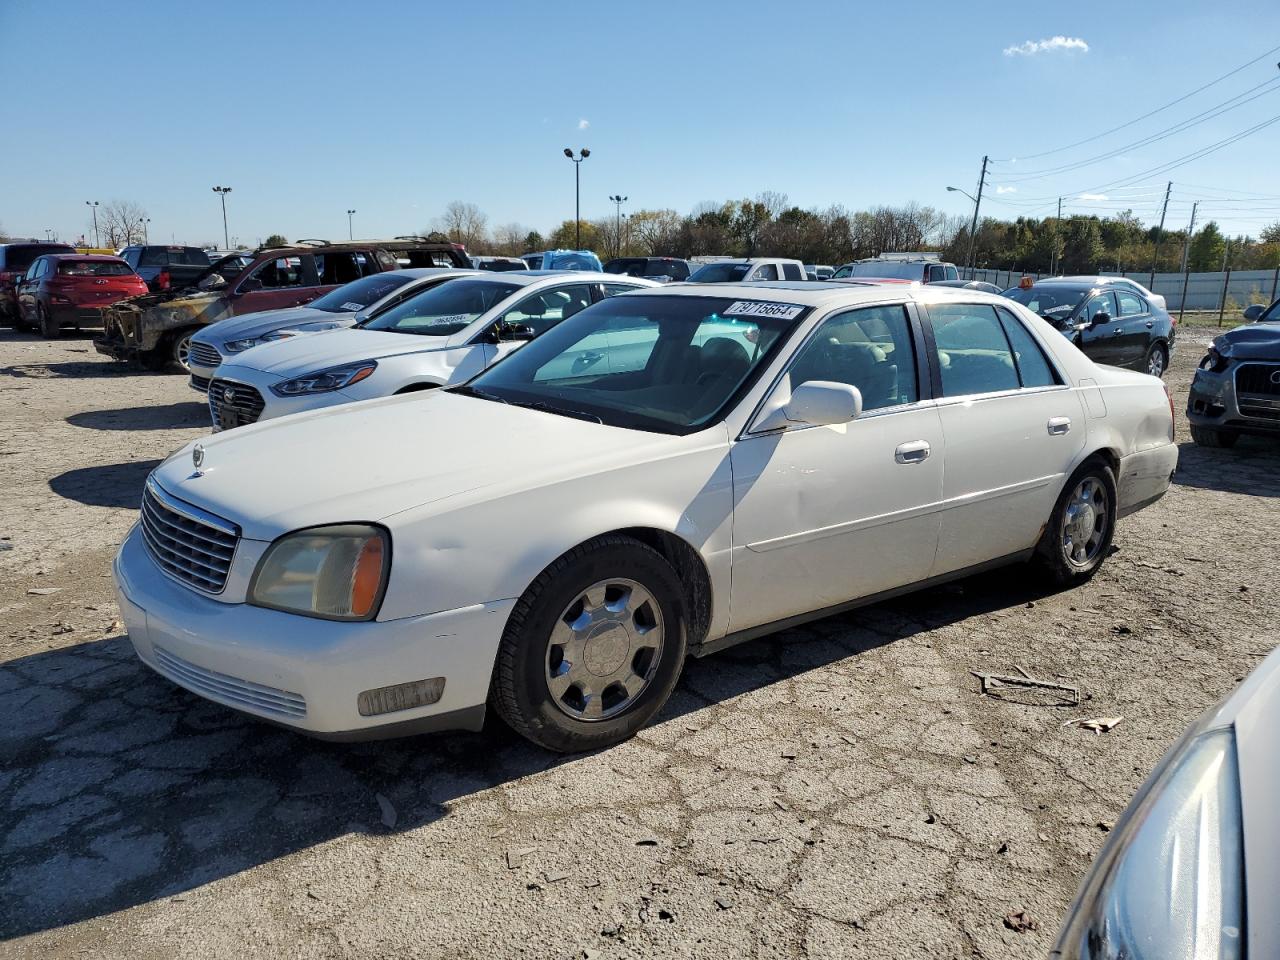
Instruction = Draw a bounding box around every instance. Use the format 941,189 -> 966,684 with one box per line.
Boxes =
990,76 -> 1280,183
990,43 -> 1280,162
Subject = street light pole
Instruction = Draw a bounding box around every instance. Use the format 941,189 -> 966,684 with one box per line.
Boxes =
563,148 -> 590,248
347,209 -> 356,240
85,201 -> 99,248
609,194 -> 627,258
212,186 -> 232,250
143,218 -> 151,244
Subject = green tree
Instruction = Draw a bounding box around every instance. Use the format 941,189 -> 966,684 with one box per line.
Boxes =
548,220 -> 601,252
522,230 -> 544,252
1060,217 -> 1104,273
1188,222 -> 1225,272
263,234 -> 288,248
1260,221 -> 1280,244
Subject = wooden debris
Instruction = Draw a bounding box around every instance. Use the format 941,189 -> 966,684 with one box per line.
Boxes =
971,668 -> 1080,705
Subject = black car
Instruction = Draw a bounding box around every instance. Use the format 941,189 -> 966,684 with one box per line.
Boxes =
603,257 -> 691,283
1186,299 -> 1280,447
1004,278 -> 1175,377
119,245 -> 212,292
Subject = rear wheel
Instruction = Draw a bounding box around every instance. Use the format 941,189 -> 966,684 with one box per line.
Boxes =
1145,342 -> 1167,378
1190,424 -> 1238,448
491,535 -> 688,753
1033,459 -> 1117,586
171,330 -> 194,372
39,304 -> 60,339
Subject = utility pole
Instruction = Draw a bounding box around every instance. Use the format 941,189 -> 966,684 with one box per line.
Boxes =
1149,181 -> 1172,288
1051,196 -> 1062,275
212,186 -> 232,250
609,195 -> 627,258
563,149 -> 590,249
1178,202 -> 1197,321
963,155 -> 988,276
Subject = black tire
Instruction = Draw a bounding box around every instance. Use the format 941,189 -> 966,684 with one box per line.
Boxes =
491,535 -> 688,753
39,304 -> 60,339
1190,424 -> 1238,448
1033,459 -> 1118,586
1144,342 -> 1167,378
12,306 -> 30,332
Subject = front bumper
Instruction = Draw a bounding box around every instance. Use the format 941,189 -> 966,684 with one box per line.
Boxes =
113,525 -> 514,738
1187,363 -> 1280,437
209,362 -> 363,431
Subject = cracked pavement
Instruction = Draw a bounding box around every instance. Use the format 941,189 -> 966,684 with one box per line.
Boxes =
1,324 -> 1277,958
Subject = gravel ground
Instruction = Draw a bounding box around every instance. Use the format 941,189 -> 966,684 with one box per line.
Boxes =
1,324 -> 1277,959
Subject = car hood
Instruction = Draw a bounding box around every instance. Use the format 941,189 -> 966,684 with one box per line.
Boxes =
1214,322 -> 1280,360
193,306 -> 338,345
229,326 -> 451,375
151,391 -> 676,541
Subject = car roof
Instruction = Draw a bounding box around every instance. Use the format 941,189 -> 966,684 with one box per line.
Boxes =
48,254 -> 126,262
642,280 -> 1009,308
504,270 -> 633,281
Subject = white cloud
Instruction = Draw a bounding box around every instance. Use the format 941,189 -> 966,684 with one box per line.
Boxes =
1077,193 -> 1108,201
1004,36 -> 1089,57
577,118 -> 590,129
996,186 -> 1018,194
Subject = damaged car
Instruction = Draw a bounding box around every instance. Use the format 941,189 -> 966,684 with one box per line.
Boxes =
95,238 -> 470,372
1187,298 -> 1280,447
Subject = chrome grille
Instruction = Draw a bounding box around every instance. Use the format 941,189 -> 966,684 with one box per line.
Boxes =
1236,362 -> 1280,397
153,645 -> 307,718
188,341 -> 223,369
140,480 -> 238,593
208,378 -> 266,430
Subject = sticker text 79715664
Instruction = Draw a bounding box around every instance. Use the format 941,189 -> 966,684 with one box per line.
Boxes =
723,301 -> 805,320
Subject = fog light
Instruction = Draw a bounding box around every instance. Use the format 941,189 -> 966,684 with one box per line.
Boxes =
357,677 -> 445,717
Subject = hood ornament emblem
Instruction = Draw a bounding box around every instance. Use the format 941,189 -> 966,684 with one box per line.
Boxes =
192,443 -> 205,477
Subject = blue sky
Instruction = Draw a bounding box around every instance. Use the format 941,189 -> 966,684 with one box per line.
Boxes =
2,0 -> 1279,247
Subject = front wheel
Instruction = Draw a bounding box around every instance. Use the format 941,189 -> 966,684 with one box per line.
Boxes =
491,535 -> 688,753
1190,424 -> 1238,448
1033,460 -> 1118,586
1145,342 -> 1167,378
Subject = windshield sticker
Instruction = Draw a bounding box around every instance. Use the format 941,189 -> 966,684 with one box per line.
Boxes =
339,301 -> 364,311
723,300 -> 804,320
420,313 -> 471,326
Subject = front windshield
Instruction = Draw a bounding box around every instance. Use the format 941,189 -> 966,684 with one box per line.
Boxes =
308,272 -> 415,313
1258,298 -> 1280,323
688,263 -> 750,283
1005,285 -> 1088,317
461,294 -> 804,434
842,262 -> 925,281
361,278 -> 519,335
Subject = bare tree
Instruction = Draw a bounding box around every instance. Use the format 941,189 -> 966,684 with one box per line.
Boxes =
433,201 -> 489,252
490,222 -> 528,256
97,200 -> 148,248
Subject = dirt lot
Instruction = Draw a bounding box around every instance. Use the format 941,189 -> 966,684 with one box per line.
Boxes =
1,323 -> 1277,959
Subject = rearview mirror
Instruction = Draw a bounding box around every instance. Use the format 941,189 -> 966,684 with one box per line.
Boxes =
1243,304 -> 1264,322
785,381 -> 863,427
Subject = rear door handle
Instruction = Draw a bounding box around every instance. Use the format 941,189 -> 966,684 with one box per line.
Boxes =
1048,416 -> 1071,436
895,440 -> 931,464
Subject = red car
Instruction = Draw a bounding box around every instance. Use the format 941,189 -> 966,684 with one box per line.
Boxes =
14,254 -> 149,338
0,241 -> 76,322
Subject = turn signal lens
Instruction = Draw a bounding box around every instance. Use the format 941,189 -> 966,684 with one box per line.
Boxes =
350,536 -> 384,618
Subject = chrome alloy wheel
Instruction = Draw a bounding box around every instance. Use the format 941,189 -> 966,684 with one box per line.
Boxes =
545,578 -> 664,721
174,332 -> 193,372
1062,477 -> 1108,567
1147,346 -> 1165,377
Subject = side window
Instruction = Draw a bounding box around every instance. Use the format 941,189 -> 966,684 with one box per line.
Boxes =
782,263 -> 804,281
1085,292 -> 1116,321
928,264 -> 945,282
788,304 -> 918,412
601,283 -> 641,298
500,284 -> 593,336
929,303 -> 1020,397
750,263 -> 779,281
945,265 -> 959,281
831,265 -> 852,278
139,248 -> 167,267
996,308 -> 1059,388
314,252 -> 363,286
1116,291 -> 1145,316
249,256 -> 306,289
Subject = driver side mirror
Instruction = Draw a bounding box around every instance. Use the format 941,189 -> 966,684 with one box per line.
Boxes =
496,321 -> 536,342
1243,304 -> 1264,322
754,380 -> 863,431
1090,310 -> 1111,327
237,277 -> 263,294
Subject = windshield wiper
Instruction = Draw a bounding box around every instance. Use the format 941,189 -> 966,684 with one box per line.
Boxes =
507,399 -> 603,423
448,384 -> 508,403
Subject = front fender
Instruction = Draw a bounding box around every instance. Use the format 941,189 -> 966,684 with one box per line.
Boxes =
376,434 -> 735,640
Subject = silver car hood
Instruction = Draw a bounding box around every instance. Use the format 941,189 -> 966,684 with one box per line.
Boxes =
192,306 -> 346,347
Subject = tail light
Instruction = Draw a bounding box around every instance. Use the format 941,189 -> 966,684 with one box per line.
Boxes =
157,270 -> 171,291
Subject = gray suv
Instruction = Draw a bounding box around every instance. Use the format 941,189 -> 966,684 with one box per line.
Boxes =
1187,299 -> 1280,447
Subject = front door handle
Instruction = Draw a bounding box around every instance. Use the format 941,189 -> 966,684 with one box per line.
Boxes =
895,440 -> 931,464
1145,321 -> 1154,328
1047,416 -> 1071,436
1112,327 -> 1125,335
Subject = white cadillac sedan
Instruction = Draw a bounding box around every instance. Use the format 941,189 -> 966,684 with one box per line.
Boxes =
204,271 -> 656,430
115,282 -> 1178,751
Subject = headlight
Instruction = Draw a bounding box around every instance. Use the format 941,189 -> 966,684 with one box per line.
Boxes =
270,360 -> 377,397
248,525 -> 389,621
1053,727 -> 1244,959
225,331 -> 296,353
1199,347 -> 1230,373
